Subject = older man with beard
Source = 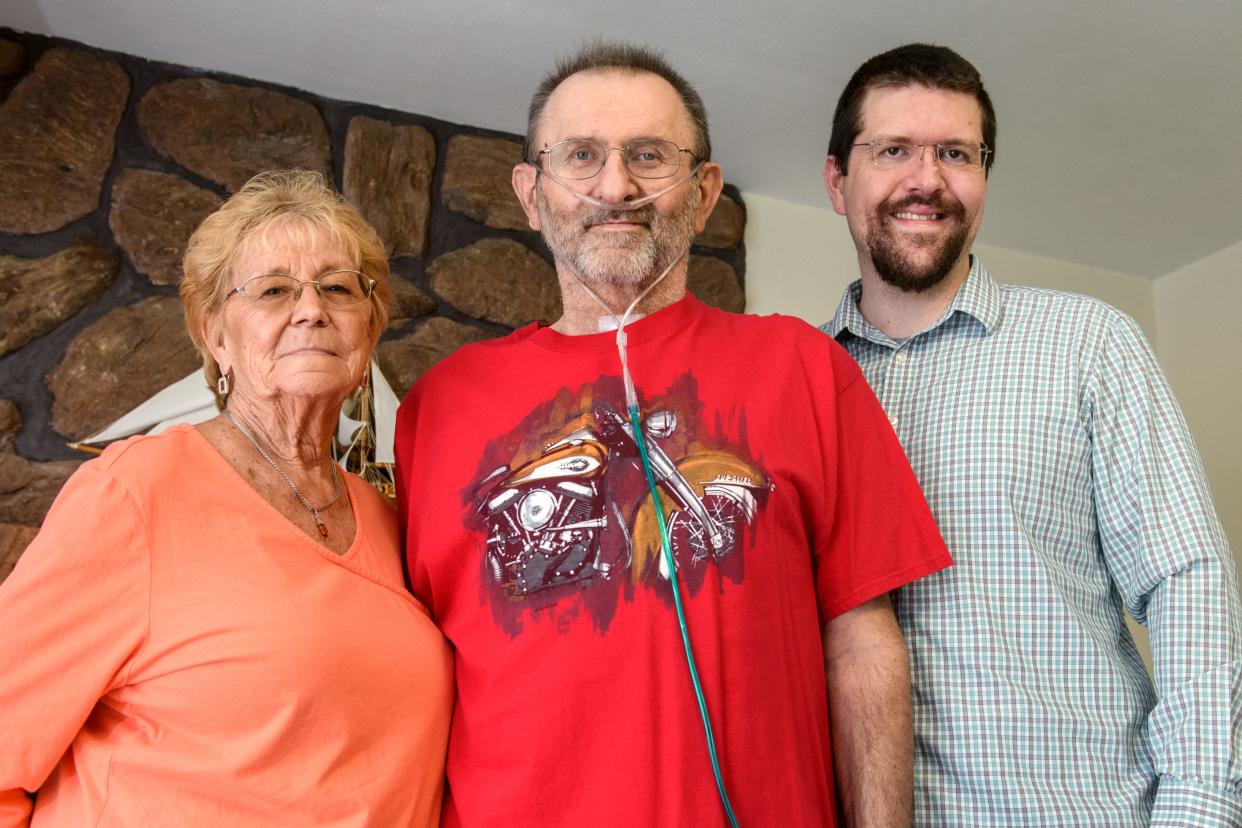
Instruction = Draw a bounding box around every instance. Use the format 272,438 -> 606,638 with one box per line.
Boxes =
394,42 -> 952,827
822,44 -> 1242,826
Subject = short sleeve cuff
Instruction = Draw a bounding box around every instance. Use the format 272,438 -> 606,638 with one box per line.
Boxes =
1150,777 -> 1242,828
817,555 -> 950,623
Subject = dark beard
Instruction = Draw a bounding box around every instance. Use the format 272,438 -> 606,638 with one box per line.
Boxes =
868,196 -> 968,294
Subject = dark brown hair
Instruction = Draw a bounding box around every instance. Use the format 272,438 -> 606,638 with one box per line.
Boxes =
828,43 -> 996,176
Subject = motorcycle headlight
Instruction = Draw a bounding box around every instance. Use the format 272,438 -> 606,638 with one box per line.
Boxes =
518,490 -> 556,531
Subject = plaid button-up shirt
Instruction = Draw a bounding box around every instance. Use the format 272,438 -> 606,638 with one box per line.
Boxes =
823,259 -> 1241,826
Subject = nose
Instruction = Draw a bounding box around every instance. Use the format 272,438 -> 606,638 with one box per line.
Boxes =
290,281 -> 330,325
906,144 -> 947,192
589,148 -> 642,205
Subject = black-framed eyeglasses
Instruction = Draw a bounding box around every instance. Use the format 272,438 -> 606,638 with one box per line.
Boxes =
225,270 -> 376,311
537,139 -> 699,180
851,138 -> 991,172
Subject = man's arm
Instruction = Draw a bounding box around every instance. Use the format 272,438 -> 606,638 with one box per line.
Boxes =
823,592 -> 912,828
1089,312 -> 1242,826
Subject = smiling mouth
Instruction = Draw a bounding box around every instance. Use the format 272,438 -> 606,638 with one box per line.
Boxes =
892,211 -> 947,222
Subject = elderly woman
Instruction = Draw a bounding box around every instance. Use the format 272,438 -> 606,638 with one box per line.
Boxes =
0,171 -> 452,826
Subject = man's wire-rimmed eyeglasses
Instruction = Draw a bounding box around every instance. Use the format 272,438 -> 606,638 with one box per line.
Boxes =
537,139 -> 699,180
850,138 -> 991,172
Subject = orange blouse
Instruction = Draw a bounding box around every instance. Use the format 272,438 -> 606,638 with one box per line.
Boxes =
0,425 -> 452,827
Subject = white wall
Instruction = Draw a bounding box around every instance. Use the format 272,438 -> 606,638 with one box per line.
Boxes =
1153,240 -> 1242,553
741,192 -> 862,326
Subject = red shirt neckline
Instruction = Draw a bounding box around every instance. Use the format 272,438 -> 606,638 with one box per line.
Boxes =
520,292 -> 706,355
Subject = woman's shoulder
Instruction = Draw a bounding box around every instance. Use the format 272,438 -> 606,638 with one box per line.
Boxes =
345,474 -> 398,533
81,424 -> 233,510
91,423 -> 213,477
345,473 -> 396,511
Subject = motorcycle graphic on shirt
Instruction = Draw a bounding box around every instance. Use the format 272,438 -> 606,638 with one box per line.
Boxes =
472,400 -> 771,605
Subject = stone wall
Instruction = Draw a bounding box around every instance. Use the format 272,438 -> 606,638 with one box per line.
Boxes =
0,29 -> 747,579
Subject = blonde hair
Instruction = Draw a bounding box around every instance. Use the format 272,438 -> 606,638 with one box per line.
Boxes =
180,170 -> 391,405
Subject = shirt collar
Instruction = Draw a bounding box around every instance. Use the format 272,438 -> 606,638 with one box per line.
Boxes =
826,256 -> 1002,344
950,258 -> 1002,333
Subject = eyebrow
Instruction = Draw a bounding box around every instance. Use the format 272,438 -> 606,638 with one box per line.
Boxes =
866,134 -> 982,146
549,135 -> 677,146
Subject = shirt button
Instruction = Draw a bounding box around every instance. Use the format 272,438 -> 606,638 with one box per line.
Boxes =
888,413 -> 899,427
894,351 -> 908,365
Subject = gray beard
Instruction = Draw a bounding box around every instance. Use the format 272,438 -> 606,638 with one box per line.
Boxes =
536,183 -> 699,288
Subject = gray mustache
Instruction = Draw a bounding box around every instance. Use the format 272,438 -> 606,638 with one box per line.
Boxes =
583,208 -> 655,227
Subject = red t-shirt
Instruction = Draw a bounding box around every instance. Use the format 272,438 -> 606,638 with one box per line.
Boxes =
395,294 -> 950,826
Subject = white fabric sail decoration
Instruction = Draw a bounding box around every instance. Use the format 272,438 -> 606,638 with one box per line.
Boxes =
78,369 -> 217,445
371,360 -> 400,465
337,411 -> 367,447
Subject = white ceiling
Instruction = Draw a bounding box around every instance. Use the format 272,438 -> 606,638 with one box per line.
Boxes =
8,0 -> 1242,279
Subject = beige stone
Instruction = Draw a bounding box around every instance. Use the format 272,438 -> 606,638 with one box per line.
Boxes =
0,237 -> 118,358
376,317 -> 493,398
0,523 -> 40,585
386,277 -> 437,328
695,193 -> 745,249
343,117 -> 435,257
0,48 -> 130,233
688,255 -> 745,313
139,78 -> 332,192
429,239 -> 560,328
46,297 -> 201,440
109,168 -> 224,285
441,135 -> 529,231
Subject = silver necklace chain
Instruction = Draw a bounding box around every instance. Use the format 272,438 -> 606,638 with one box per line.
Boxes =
224,408 -> 340,538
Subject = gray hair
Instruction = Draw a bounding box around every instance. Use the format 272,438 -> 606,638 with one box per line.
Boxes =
522,40 -> 711,164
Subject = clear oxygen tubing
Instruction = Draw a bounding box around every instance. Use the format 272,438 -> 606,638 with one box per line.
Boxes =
548,169 -> 741,828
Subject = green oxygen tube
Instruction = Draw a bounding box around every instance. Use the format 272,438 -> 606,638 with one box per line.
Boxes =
629,402 -> 741,828
555,214 -> 742,825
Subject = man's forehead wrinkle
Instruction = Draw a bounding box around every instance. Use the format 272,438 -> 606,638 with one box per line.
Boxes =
536,69 -> 695,151
551,133 -> 675,146
864,133 -> 984,146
